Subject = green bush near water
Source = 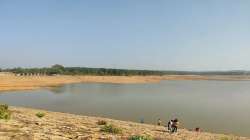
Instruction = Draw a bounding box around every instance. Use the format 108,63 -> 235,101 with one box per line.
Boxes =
100,124 -> 122,134
36,112 -> 45,118
0,104 -> 11,120
129,135 -> 154,140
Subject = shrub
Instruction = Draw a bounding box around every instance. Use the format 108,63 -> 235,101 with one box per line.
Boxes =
220,137 -> 228,140
0,104 -> 8,110
100,124 -> 122,134
220,137 -> 233,140
129,135 -> 154,140
36,112 -> 45,118
0,104 -> 11,120
97,120 -> 107,125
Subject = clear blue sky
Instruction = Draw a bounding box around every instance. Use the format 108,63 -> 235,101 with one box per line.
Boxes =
0,0 -> 250,71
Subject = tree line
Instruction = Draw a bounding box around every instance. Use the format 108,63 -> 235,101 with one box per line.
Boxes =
1,64 -> 250,76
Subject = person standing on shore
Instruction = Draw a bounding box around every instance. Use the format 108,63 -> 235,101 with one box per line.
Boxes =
167,119 -> 173,131
171,118 -> 179,133
157,118 -> 162,126
194,127 -> 201,132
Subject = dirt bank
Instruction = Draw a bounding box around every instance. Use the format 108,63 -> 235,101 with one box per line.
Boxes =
0,107 -> 248,140
1,74 -> 250,92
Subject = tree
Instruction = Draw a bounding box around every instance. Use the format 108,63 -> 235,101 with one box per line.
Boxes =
49,64 -> 65,75
51,64 -> 64,70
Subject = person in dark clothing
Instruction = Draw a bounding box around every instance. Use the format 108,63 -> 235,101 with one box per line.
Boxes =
167,119 -> 173,131
195,127 -> 201,132
171,118 -> 179,133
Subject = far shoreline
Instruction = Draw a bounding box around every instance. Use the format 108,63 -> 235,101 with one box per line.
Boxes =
1,73 -> 250,92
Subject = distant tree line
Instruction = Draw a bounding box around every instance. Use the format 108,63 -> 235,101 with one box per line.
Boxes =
5,64 -> 167,76
1,64 -> 250,76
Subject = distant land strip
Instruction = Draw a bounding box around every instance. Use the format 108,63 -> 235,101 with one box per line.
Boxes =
1,64 -> 250,76
1,73 -> 250,92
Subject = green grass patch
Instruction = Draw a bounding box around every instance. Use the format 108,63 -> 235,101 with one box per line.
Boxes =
129,135 -> 154,140
100,124 -> 122,134
36,112 -> 45,118
0,104 -> 11,120
220,137 -> 234,140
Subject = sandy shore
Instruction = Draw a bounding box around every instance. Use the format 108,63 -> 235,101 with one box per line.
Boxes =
1,74 -> 250,92
0,106 -> 248,140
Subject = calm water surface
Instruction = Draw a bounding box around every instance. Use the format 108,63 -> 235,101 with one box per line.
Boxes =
0,80 -> 250,137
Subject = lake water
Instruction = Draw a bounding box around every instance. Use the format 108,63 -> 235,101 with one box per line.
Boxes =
0,80 -> 250,137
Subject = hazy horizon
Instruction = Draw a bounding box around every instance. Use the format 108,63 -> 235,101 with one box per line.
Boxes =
1,0 -> 250,71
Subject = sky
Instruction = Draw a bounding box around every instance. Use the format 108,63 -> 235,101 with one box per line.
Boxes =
0,0 -> 250,71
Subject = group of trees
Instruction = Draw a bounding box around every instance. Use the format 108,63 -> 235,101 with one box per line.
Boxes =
7,64 -> 167,76
1,64 -> 250,76
7,64 -> 66,76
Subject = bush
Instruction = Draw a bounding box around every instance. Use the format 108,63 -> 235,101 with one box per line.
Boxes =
220,137 -> 233,140
129,135 -> 154,140
0,104 -> 11,120
36,112 -> 45,118
97,120 -> 107,125
0,104 -> 8,110
100,124 -> 122,134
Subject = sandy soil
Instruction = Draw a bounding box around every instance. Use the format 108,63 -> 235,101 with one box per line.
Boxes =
1,73 -> 250,92
0,75 -> 160,92
0,107 -> 248,140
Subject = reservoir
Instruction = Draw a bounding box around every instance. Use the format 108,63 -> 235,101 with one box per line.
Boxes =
0,80 -> 250,137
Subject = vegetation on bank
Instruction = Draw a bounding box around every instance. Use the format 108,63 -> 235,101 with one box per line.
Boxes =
0,104 -> 11,120
1,64 -> 250,76
129,135 -> 154,140
4,64 -> 166,76
36,112 -> 45,118
100,124 -> 122,134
